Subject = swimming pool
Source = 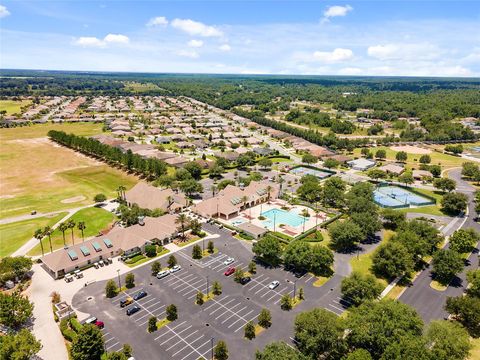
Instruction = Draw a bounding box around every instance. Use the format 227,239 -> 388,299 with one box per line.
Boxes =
289,166 -> 333,179
373,185 -> 434,208
261,208 -> 306,228
231,218 -> 247,226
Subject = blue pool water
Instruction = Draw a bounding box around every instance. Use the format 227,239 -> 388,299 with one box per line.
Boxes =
373,186 -> 433,208
289,166 -> 332,179
231,218 -> 246,226
261,208 -> 306,228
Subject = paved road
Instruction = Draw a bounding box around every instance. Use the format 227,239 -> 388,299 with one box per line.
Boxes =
399,168 -> 479,323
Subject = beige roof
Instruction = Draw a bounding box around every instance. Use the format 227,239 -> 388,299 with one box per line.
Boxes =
41,214 -> 179,273
378,163 -> 405,175
192,181 -> 279,218
237,222 -> 268,236
125,182 -> 187,210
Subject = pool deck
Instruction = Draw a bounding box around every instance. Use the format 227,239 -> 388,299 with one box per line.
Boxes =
225,200 -> 326,237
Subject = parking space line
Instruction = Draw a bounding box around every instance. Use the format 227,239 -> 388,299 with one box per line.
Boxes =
171,334 -> 205,356
234,313 -> 259,332
208,299 -> 236,315
219,305 -> 246,322
138,297 -> 157,306
265,292 -> 278,302
154,321 -> 187,341
204,297 -> 232,311
159,325 -> 193,346
165,330 -> 199,351
179,339 -> 212,360
170,274 -> 252,323
106,341 -> 119,351
227,310 -> 254,329
161,325 -> 207,359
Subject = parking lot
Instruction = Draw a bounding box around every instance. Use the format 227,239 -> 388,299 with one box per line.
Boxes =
72,225 -> 344,359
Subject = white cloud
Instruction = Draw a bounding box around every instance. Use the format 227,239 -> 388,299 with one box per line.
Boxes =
313,48 -> 353,63
74,33 -> 129,47
219,44 -> 231,52
75,36 -> 105,47
188,39 -> 204,48
171,18 -> 223,37
177,49 -> 199,58
0,5 -> 10,18
147,16 -> 168,27
323,5 -> 353,18
367,43 -> 441,61
104,33 -> 129,44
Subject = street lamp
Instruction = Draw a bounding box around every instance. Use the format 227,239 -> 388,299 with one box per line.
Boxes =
210,337 -> 214,360
117,269 -> 121,289
206,275 -> 209,295
292,278 -> 298,298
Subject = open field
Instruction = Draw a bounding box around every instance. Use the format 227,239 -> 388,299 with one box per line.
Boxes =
27,207 -> 116,256
352,146 -> 466,169
0,122 -> 105,140
0,212 -> 67,257
0,123 -> 137,219
0,99 -> 32,115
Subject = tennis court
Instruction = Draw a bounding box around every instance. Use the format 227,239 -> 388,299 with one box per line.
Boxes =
373,185 -> 434,208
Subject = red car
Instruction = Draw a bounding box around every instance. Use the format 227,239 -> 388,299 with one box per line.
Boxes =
94,320 -> 105,329
224,267 -> 235,276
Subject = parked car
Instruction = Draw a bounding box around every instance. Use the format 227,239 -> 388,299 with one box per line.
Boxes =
94,320 -> 104,329
169,265 -> 182,273
223,257 -> 234,265
239,276 -> 251,285
294,269 -> 306,278
126,305 -> 141,316
84,316 -> 97,325
31,210 -> 37,215
94,262 -> 99,269
224,267 -> 235,276
73,270 -> 83,279
133,291 -> 147,301
120,297 -> 133,308
64,274 -> 74,283
268,280 -> 280,290
99,260 -> 105,267
156,270 -> 170,279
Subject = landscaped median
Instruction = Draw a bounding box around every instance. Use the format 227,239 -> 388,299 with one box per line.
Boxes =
124,245 -> 170,268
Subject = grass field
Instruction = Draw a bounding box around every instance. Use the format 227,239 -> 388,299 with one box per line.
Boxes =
27,207 -> 116,256
0,123 -> 137,219
352,146 -> 466,170
470,337 -> 480,360
395,187 -> 444,216
0,212 -> 67,257
0,99 -> 32,115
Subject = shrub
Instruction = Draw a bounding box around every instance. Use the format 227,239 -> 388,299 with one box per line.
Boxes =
148,316 -> 158,333
125,273 -> 135,289
144,245 -> 157,258
166,304 -> 178,321
69,318 -> 83,333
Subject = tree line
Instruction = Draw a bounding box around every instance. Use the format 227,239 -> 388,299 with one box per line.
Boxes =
48,130 -> 168,179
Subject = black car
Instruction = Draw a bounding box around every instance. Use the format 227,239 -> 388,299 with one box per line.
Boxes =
126,305 -> 141,316
133,290 -> 147,301
239,276 -> 251,285
294,269 -> 306,278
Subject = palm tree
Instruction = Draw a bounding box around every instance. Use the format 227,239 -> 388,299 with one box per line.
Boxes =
210,185 -> 217,197
34,228 -> 45,256
58,222 -> 68,247
175,214 -> 188,240
77,221 -> 86,242
43,226 -> 53,253
301,209 -> 309,233
266,185 -> 273,203
166,195 -> 174,213
67,219 -> 76,245
116,185 -> 127,201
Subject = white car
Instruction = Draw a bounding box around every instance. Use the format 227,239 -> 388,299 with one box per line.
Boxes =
223,257 -> 234,265
169,265 -> 182,273
268,281 -> 280,290
156,270 -> 170,279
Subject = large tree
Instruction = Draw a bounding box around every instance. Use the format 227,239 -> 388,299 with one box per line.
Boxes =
432,249 -> 464,285
433,178 -> 457,193
0,329 -> 42,360
445,295 -> 480,337
341,272 -> 383,306
346,300 -> 424,359
425,320 -> 472,360
441,192 -> 468,215
294,308 -> 346,359
70,324 -> 105,360
329,221 -> 364,252
449,228 -> 479,254
256,342 -> 305,360
0,292 -> 34,329
372,241 -> 414,279
252,235 -> 282,266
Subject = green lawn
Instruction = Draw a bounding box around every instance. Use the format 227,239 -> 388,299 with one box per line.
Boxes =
0,212 -> 67,257
27,207 -> 116,256
352,146 -> 465,170
395,187 -> 444,216
0,122 -> 105,141
470,337 -> 480,360
1,165 -> 137,219
0,100 -> 32,115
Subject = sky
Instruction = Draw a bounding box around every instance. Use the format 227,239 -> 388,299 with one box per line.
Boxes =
0,1 -> 479,77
